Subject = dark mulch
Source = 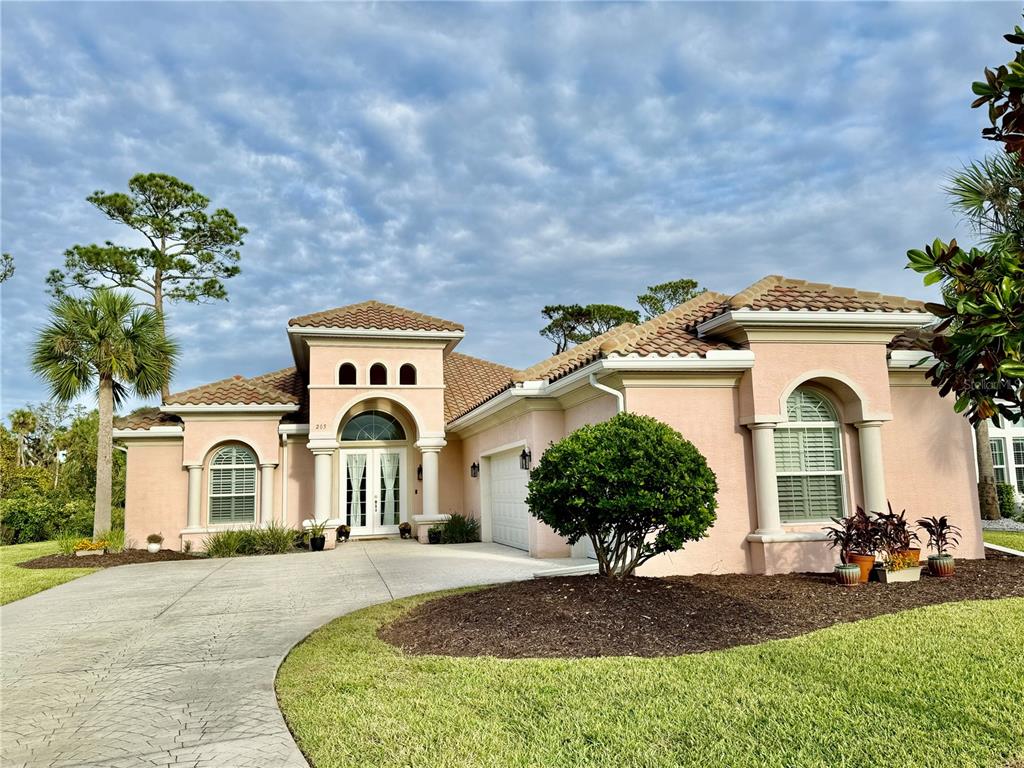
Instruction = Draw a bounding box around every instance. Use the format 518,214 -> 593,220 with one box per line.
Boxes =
380,556 -> 1024,659
18,549 -> 202,570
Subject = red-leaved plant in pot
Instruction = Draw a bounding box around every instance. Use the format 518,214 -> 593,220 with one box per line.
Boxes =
824,507 -> 878,584
917,516 -> 961,577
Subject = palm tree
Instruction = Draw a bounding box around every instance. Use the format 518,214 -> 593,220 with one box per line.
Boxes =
9,408 -> 36,467
32,289 -> 178,537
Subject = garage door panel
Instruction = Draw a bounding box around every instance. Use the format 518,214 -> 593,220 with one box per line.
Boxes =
489,450 -> 529,551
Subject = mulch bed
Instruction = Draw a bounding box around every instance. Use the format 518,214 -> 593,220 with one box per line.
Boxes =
380,555 -> 1024,659
18,549 -> 202,570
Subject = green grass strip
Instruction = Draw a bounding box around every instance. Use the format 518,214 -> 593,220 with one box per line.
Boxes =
1,541 -> 97,605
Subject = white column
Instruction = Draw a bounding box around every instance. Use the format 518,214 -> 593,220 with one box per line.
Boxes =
419,447 -> 442,517
186,465 -> 202,529
414,437 -> 447,519
856,421 -> 887,514
749,422 -> 783,535
313,450 -> 333,522
260,463 -> 277,526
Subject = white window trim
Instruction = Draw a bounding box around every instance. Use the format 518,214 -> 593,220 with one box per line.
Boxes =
208,447 -> 258,525
775,392 -> 848,524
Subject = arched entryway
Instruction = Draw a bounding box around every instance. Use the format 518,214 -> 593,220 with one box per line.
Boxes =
337,407 -> 413,536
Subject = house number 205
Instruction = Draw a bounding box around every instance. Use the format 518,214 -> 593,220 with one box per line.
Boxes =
314,423 -> 328,431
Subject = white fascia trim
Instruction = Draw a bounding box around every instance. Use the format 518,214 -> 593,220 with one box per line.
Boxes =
888,350 -> 935,370
279,423 -> 310,435
287,326 -> 465,342
697,309 -> 935,337
112,426 -> 185,439
159,404 -> 300,414
447,352 -> 756,430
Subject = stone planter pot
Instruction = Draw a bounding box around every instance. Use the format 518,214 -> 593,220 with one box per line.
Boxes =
878,565 -> 922,584
928,554 -> 955,578
846,552 -> 876,584
310,536 -> 326,552
75,549 -> 104,557
834,563 -> 861,587
147,542 -> 161,554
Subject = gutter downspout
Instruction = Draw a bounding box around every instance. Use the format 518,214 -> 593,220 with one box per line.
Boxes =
588,373 -> 624,413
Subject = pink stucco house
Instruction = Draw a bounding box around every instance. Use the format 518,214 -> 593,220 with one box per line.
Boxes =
113,275 -> 984,575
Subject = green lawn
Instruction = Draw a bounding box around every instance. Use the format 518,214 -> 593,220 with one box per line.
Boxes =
0,541 -> 97,605
277,592 -> 1024,768
984,529 -> 1024,552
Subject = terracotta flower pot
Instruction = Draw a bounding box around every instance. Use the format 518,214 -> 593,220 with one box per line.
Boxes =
928,554 -> 955,578
846,552 -> 876,584
834,564 -> 861,587
902,548 -> 922,566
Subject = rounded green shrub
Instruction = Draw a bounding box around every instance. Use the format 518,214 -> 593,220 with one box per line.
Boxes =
526,411 -> 718,578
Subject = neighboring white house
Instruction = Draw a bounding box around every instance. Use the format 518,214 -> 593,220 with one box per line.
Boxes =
989,417 -> 1024,511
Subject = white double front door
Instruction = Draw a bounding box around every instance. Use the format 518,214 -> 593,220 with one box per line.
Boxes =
340,447 -> 406,536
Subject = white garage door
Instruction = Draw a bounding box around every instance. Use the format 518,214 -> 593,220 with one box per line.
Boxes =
488,449 -> 530,551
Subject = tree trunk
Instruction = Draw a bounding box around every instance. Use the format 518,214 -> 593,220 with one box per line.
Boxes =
975,420 -> 1000,520
154,272 -> 170,403
16,435 -> 24,467
94,375 -> 114,538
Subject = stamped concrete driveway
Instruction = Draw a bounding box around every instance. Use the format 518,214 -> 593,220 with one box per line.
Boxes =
1,540 -> 592,768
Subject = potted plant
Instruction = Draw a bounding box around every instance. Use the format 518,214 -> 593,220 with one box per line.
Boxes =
833,563 -> 861,587
875,503 -> 921,564
146,533 -> 163,554
398,521 -> 412,539
916,515 -> 962,577
336,524 -> 351,543
824,507 -> 877,583
874,507 -> 922,583
427,525 -> 442,545
74,537 -> 107,557
305,520 -> 328,551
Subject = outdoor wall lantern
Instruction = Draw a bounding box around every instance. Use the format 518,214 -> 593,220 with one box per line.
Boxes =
519,448 -> 532,470
470,462 -> 480,478
417,464 -> 423,482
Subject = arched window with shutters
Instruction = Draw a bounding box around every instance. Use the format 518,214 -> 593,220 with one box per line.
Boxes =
775,388 -> 846,522
338,362 -> 357,385
208,445 -> 257,524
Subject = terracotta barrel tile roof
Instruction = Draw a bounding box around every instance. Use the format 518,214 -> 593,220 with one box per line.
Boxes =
289,300 -> 463,332
113,408 -> 182,430
513,324 -> 636,384
602,291 -> 735,358
727,275 -> 927,313
165,370 -> 301,407
444,352 -> 516,422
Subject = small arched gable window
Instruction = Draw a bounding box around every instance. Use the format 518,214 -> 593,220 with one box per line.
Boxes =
775,388 -> 845,523
338,363 -> 357,385
399,364 -> 417,385
209,445 -> 257,524
341,411 -> 406,441
369,363 -> 388,386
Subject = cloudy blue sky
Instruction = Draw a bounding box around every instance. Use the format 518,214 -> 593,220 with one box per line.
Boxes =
0,1 -> 1016,414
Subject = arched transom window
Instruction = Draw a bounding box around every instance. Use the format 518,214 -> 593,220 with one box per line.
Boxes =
209,445 -> 257,524
341,411 -> 406,441
775,388 -> 845,522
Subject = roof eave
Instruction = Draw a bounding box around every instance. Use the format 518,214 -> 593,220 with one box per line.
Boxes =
697,309 -> 935,339
159,404 -> 300,414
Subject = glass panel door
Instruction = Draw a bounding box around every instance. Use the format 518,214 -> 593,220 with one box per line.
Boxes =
341,448 -> 405,536
378,450 -> 401,528
344,452 -> 369,532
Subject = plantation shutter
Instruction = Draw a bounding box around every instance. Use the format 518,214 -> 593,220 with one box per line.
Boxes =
1014,438 -> 1024,493
775,389 -> 845,522
209,446 -> 257,524
990,439 -> 1007,485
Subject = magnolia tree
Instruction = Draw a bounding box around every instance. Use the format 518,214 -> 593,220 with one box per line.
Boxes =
526,412 -> 718,578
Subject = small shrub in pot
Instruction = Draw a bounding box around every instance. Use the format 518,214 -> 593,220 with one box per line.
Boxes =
917,515 -> 961,577
398,521 -> 412,539
146,532 -> 163,554
305,520 -> 329,551
427,526 -> 442,545
823,508 -> 878,583
834,563 -> 861,587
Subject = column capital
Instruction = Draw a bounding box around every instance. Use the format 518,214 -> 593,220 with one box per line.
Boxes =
747,421 -> 778,431
310,447 -> 336,457
260,462 -> 279,469
415,438 -> 447,451
854,420 -> 885,430
185,463 -> 203,471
